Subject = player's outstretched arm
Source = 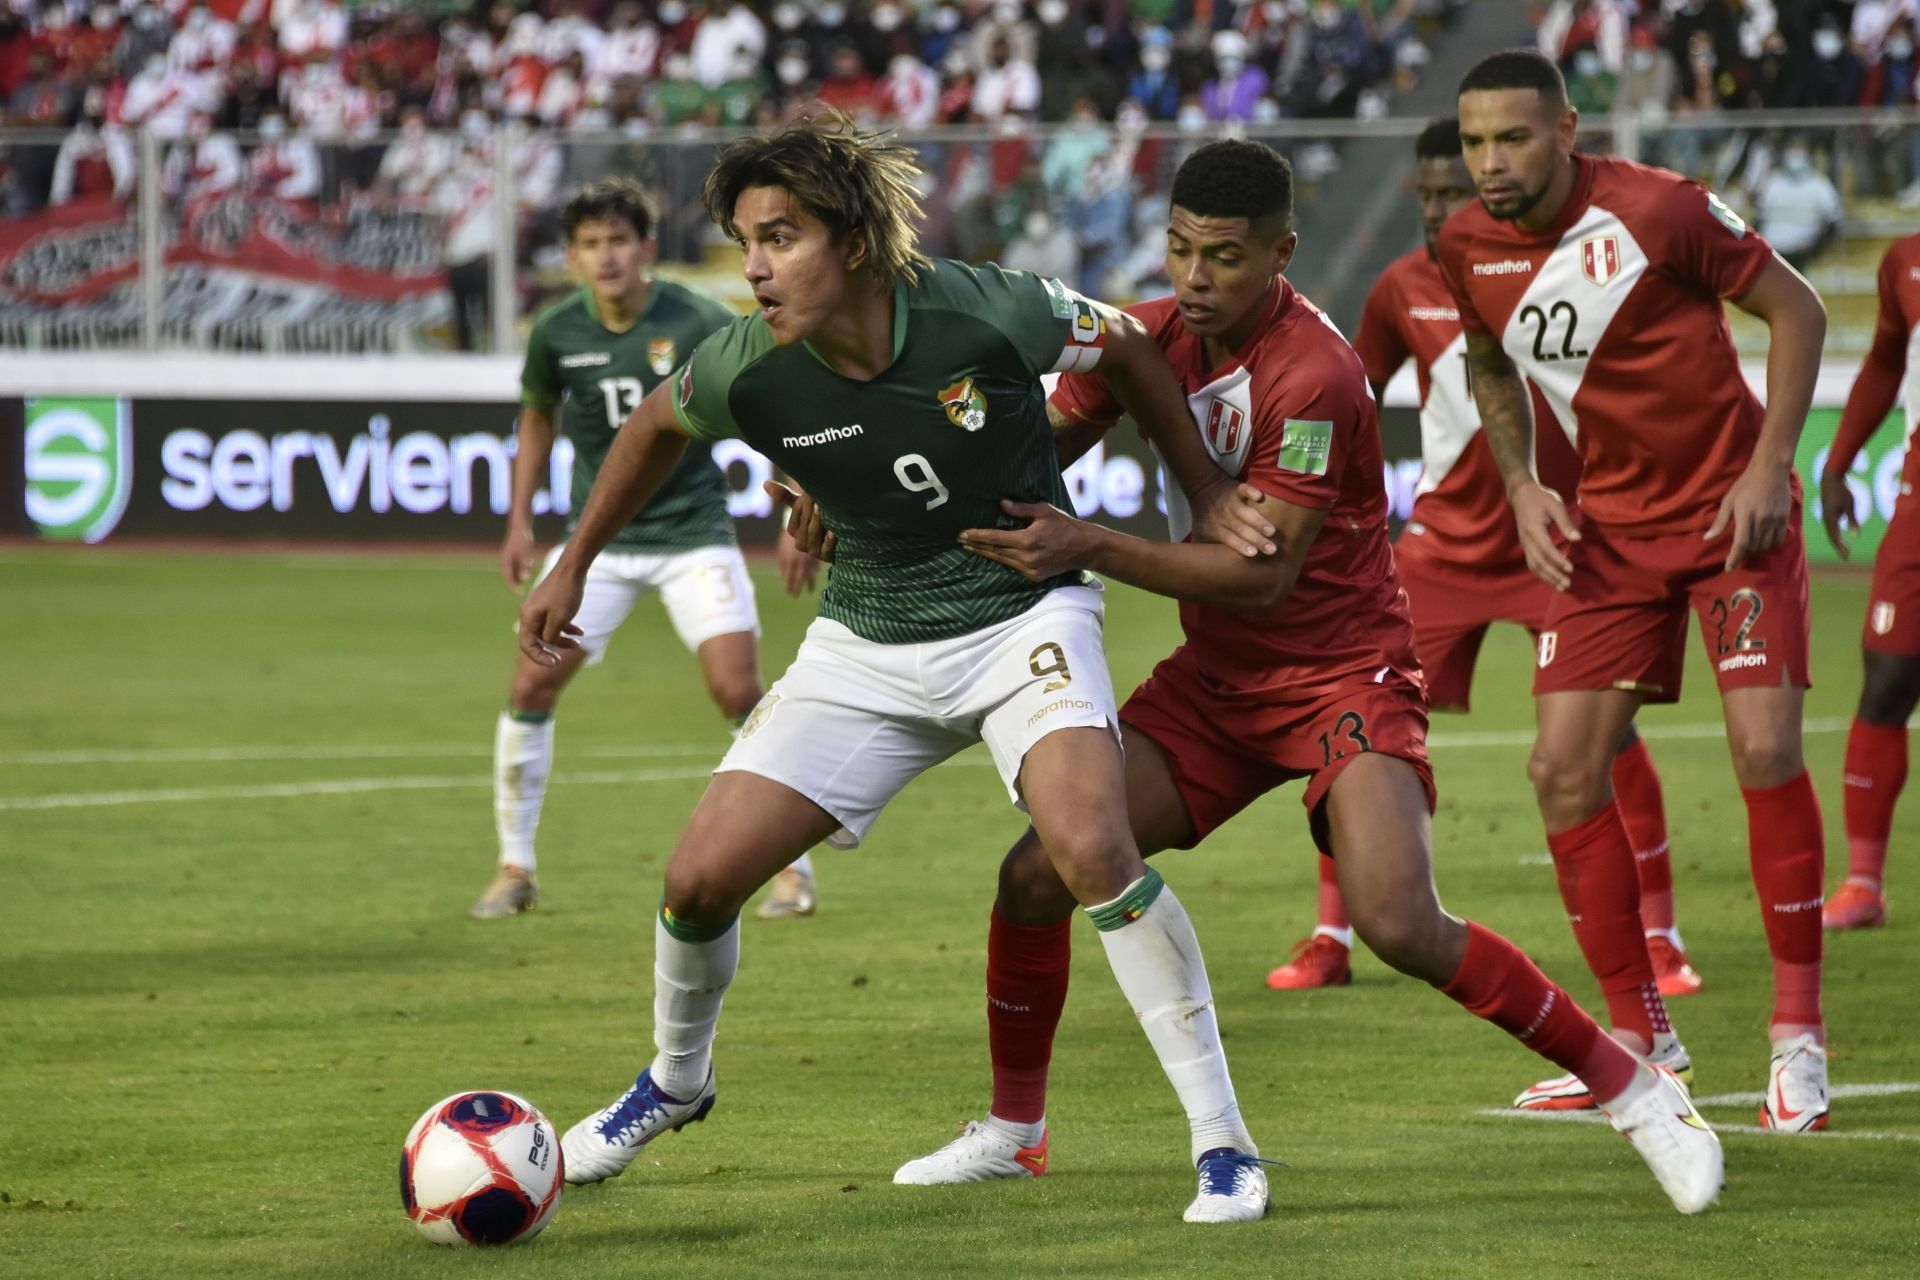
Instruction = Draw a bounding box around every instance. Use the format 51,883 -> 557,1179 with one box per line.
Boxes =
1713,255 -> 1827,569
1818,261 -> 1908,557
1048,400 -> 1108,468
518,382 -> 689,665
503,405 -> 556,589
1467,332 -> 1579,591
765,479 -> 831,592
960,491 -> 1322,611
1090,303 -> 1278,558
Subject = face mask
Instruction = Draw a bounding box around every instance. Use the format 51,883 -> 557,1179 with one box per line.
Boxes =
1812,30 -> 1842,60
401,117 -> 426,137
259,116 -> 287,139
943,49 -> 971,76
1038,0 -> 1067,25
185,8 -> 210,31
44,9 -> 70,30
1628,48 -> 1655,73
888,55 -> 918,80
1116,101 -> 1146,132
1177,105 -> 1207,132
664,55 -> 693,79
189,117 -> 212,140
1251,96 -> 1280,123
773,2 -> 803,29
816,3 -> 847,28
993,1 -> 1021,26
872,4 -> 902,32
1217,55 -> 1243,75
623,116 -> 650,137
145,55 -> 167,78
1023,211 -> 1052,241
658,1 -> 688,23
777,56 -> 809,85
461,110 -> 491,137
1572,50 -> 1601,79
93,10 -> 117,29
1312,4 -> 1340,31
1888,36 -> 1914,60
1782,150 -> 1810,173
729,52 -> 758,79
933,6 -> 959,32
1140,46 -> 1170,72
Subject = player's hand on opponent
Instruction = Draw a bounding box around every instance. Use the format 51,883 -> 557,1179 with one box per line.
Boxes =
501,523 -> 537,590
960,499 -> 1102,579
1818,470 -> 1858,561
765,480 -> 833,595
1510,482 -> 1580,591
1192,478 -> 1279,557
518,567 -> 585,667
1708,458 -> 1792,571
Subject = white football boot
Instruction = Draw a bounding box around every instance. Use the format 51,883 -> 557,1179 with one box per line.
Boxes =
560,1068 -> 716,1184
1758,1033 -> 1830,1133
1514,1036 -> 1692,1112
1603,1065 -> 1724,1215
893,1119 -> 1048,1184
1183,1148 -> 1273,1224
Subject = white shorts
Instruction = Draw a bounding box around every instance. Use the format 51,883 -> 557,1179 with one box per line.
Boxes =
718,585 -> 1117,849
537,543 -> 759,665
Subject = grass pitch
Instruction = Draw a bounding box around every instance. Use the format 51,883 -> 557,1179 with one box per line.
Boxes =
2,547 -> 1915,1279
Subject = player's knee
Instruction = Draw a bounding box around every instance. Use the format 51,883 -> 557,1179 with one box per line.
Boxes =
1349,896 -> 1447,981
1858,654 -> 1920,724
996,831 -> 1077,923
510,662 -> 566,712
1728,724 -> 1803,789
1041,822 -> 1141,906
661,857 -> 746,926
1526,745 -> 1608,820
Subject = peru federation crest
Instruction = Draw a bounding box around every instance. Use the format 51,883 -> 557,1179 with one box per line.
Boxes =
1537,631 -> 1558,669
1872,601 -> 1897,636
1206,398 -> 1245,456
939,377 -> 988,431
648,338 -> 677,376
1580,235 -> 1620,286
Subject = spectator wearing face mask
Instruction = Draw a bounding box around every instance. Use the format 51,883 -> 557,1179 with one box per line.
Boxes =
595,3 -> 659,85
770,38 -> 818,107
714,45 -> 771,126
1127,26 -> 1180,121
163,110 -> 242,201
1564,44 -> 1618,114
973,0 -> 1039,73
376,104 -> 454,202
1292,0 -> 1376,118
277,0 -> 348,67
1202,29 -> 1270,123
1801,17 -> 1863,108
692,0 -> 768,88
434,125 -> 497,352
51,86 -> 134,205
877,50 -> 941,129
917,3 -> 968,72
63,4 -> 124,82
1001,203 -> 1080,282
652,51 -> 711,126
249,109 -> 322,202
1613,24 -> 1675,113
121,50 -> 198,137
971,35 -> 1039,123
1755,141 -> 1844,270
112,5 -> 176,85
816,41 -> 879,120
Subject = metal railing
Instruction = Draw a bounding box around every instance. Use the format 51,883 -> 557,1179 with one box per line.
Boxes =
2,108 -> 1915,355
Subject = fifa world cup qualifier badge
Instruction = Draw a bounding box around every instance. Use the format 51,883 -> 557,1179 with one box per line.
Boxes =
939,377 -> 988,432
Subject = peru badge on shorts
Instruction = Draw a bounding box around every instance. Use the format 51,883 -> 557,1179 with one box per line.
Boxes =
1537,631 -> 1558,668
1872,601 -> 1897,636
1581,236 -> 1620,286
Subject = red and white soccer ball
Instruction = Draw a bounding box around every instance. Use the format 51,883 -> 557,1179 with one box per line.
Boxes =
400,1090 -> 563,1247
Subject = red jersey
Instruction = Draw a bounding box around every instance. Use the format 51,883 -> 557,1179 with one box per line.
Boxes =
1436,154 -> 1782,534
1355,247 -> 1580,574
1052,280 -> 1418,695
1828,233 -> 1920,488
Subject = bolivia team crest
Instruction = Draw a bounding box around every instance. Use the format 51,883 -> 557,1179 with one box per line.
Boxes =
739,693 -> 781,739
939,377 -> 988,431
1581,235 -> 1620,286
1206,398 -> 1244,456
648,338 -> 677,376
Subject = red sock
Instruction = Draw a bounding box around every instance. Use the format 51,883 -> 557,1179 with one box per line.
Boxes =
1439,920 -> 1638,1104
1611,738 -> 1676,934
1546,803 -> 1670,1051
1743,772 -> 1825,1040
986,904 -> 1071,1125
1315,854 -> 1349,933
1842,719 -> 1907,889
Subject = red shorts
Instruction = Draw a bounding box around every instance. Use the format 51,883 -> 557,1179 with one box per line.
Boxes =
1118,647 -> 1436,855
1396,530 -> 1554,713
1532,514 -> 1811,703
1864,485 -> 1920,657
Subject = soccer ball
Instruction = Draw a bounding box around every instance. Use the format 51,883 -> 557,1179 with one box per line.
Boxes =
399,1090 -> 562,1246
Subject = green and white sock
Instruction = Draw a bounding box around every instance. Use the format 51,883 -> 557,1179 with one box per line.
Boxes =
650,904 -> 739,1100
1089,868 -> 1254,1165
494,708 -> 552,872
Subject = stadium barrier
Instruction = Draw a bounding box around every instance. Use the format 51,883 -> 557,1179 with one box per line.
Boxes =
0,355 -> 1890,562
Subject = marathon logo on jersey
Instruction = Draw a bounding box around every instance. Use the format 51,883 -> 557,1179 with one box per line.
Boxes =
939,377 -> 988,431
1408,305 -> 1459,322
1872,601 -> 1896,635
1276,420 -> 1332,476
1717,651 -> 1768,673
779,424 -> 865,448
1206,398 -> 1245,456
1472,257 -> 1534,277
1580,236 -> 1620,286
647,338 -> 676,376
1537,631 -> 1557,668
559,352 -> 611,368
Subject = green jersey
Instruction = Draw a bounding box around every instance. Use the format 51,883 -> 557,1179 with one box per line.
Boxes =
521,279 -> 738,553
672,258 -> 1108,644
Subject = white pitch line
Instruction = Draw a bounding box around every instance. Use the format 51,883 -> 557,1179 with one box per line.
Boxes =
0,767 -> 713,812
1688,1082 -> 1920,1107
0,716 -> 1866,769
